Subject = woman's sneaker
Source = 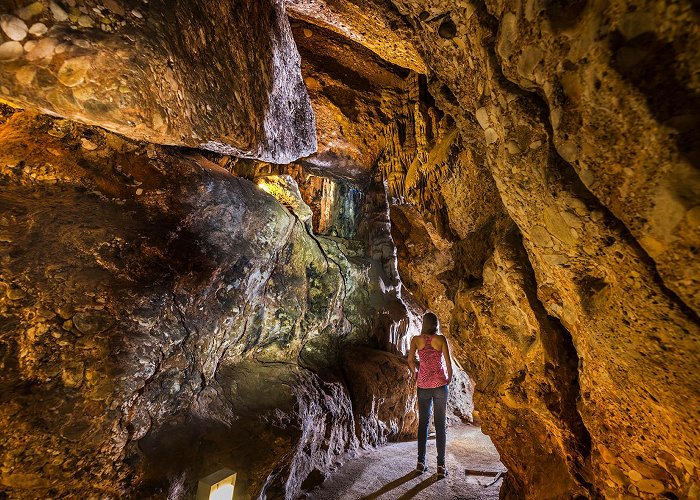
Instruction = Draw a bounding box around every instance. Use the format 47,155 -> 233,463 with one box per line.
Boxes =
437,465 -> 448,478
416,462 -> 428,473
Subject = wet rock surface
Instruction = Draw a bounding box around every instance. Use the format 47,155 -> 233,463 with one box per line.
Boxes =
353,0 -> 700,497
0,0 -> 316,162
0,0 -> 698,498
0,111 -> 455,498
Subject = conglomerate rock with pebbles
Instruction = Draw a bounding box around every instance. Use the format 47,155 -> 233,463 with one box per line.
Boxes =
0,107 -> 473,498
0,0 -> 316,163
356,0 -> 700,497
0,0 -> 698,499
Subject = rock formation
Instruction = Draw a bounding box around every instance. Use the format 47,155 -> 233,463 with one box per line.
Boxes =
0,0 -> 699,499
361,1 -> 700,498
0,108 -> 439,498
0,0 -> 316,162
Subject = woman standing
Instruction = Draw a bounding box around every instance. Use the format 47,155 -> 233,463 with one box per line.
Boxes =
408,311 -> 453,478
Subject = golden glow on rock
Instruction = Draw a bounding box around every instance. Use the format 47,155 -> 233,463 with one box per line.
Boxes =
256,175 -> 314,222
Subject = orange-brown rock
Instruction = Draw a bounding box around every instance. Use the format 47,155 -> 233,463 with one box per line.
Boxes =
0,0 -> 316,162
286,0 -> 426,73
1,0 -> 699,498
0,110 -> 428,498
371,0 -> 700,497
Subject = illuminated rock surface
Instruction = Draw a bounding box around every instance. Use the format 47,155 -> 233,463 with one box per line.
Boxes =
0,109 -> 462,498
0,0 -> 316,163
0,0 -> 699,499
308,424 -> 505,500
365,1 -> 700,498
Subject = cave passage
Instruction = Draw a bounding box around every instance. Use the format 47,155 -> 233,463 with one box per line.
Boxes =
308,425 -> 506,499
0,1 -> 699,500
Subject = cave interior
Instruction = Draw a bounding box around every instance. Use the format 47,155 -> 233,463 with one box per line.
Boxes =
0,0 -> 699,499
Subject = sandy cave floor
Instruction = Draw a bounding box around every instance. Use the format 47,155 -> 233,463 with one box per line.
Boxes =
306,425 -> 506,500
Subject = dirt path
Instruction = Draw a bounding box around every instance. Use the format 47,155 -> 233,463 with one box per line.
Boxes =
306,425 -> 506,500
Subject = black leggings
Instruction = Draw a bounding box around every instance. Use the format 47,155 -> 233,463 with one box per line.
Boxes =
417,385 -> 448,466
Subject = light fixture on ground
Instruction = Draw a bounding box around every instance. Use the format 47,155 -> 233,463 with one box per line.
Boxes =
195,468 -> 236,500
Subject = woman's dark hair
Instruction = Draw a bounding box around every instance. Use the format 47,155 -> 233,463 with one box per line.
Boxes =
421,311 -> 439,334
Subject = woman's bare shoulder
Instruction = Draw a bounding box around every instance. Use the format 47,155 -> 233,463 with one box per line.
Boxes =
411,334 -> 426,344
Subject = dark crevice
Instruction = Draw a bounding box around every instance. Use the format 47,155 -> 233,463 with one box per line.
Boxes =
506,230 -> 595,493
540,0 -> 589,32
609,30 -> 700,169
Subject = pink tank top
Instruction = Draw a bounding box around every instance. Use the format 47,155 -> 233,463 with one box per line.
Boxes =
417,334 -> 449,389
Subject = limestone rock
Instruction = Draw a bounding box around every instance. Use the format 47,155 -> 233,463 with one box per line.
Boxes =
0,111 -> 414,499
286,0 -> 426,72
0,0 -> 316,163
0,0 -> 698,498
342,347 -> 418,446
291,19 -> 407,180
488,0 -> 700,314
374,1 -> 700,497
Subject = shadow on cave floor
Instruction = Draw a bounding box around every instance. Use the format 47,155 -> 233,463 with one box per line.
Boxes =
306,425 -> 505,500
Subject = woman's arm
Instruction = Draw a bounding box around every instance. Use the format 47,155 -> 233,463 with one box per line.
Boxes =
408,337 -> 417,377
441,336 -> 453,384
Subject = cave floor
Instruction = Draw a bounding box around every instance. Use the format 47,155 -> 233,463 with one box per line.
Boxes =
306,425 -> 505,500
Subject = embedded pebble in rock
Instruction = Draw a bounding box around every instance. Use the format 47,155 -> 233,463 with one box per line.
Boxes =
17,2 -> 45,21
77,15 -> 94,28
505,140 -> 521,155
475,107 -> 489,129
72,311 -> 112,335
484,127 -> 498,144
28,22 -> 47,36
26,37 -> 58,61
1,15 -> 28,41
103,0 -> 125,16
0,41 -> 23,61
637,478 -> 665,494
49,1 -> 69,21
80,138 -> 97,150
57,57 -> 91,87
15,66 -> 36,86
628,469 -> 643,482
6,287 -> 26,300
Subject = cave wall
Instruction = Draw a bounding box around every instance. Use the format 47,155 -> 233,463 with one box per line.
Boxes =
0,0 -> 697,498
353,0 -> 700,498
0,109 -> 426,498
0,0 -> 316,162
